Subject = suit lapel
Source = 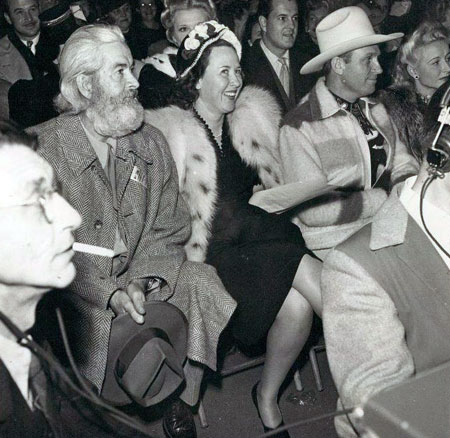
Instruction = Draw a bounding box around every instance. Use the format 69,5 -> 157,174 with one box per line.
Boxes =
395,216 -> 450,309
0,361 -> 14,423
255,42 -> 291,112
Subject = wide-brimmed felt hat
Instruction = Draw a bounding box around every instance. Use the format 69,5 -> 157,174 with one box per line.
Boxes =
101,301 -> 188,407
300,6 -> 403,75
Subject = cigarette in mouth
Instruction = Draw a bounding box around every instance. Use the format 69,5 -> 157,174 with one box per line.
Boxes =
73,243 -> 115,258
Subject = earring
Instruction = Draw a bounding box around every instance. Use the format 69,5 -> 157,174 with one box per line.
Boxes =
414,74 -> 420,79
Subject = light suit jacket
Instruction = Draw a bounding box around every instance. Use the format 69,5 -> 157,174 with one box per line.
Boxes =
31,115 -> 236,390
322,188 -> 450,437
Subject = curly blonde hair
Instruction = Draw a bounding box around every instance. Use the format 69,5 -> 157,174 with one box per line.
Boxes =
160,0 -> 217,45
392,20 -> 449,90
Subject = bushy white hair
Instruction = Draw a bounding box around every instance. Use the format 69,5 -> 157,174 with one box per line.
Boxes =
54,24 -> 126,114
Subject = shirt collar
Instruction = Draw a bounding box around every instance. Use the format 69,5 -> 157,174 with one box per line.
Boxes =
260,39 -> 289,66
20,33 -> 40,49
0,332 -> 32,407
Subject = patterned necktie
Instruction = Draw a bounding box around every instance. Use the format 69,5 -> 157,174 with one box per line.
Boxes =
278,57 -> 290,96
105,141 -> 118,210
26,40 -> 34,54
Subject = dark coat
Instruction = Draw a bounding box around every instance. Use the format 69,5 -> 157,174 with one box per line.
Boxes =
0,356 -> 147,438
241,39 -> 315,115
30,115 -> 236,391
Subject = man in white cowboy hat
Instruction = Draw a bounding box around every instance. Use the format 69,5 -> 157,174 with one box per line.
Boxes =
279,6 -> 418,258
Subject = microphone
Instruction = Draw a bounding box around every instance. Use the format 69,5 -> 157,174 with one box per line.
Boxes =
428,85 -> 450,174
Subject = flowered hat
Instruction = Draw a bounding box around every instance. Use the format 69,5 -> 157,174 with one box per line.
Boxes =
176,20 -> 242,79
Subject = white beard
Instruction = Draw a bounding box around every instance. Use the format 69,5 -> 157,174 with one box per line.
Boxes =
86,87 -> 145,138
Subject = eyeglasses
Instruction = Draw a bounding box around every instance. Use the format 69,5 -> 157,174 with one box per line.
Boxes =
0,190 -> 57,224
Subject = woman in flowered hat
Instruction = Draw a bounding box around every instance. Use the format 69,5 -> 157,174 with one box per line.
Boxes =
144,20 -> 322,437
137,0 -> 217,109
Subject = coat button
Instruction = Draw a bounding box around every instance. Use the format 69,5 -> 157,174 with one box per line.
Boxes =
94,219 -> 103,229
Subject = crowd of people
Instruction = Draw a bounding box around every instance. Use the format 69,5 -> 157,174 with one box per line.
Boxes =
0,0 -> 450,438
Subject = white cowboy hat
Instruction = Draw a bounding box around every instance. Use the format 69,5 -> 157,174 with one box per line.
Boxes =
300,6 -> 403,75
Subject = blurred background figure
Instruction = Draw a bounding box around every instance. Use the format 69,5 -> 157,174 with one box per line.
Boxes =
425,0 -> 450,31
241,13 -> 261,57
133,0 -> 166,57
39,0 -> 58,11
379,20 -> 450,162
70,0 -> 98,24
137,0 -> 217,108
100,0 -> 145,58
304,0 -> 331,46
354,0 -> 391,31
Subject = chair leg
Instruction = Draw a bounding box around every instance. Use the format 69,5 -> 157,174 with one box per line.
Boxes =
309,346 -> 325,392
293,369 -> 303,391
197,399 -> 209,428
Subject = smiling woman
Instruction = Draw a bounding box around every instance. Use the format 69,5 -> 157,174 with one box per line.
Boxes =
144,21 -> 323,437
137,0 -> 216,108
379,20 -> 450,161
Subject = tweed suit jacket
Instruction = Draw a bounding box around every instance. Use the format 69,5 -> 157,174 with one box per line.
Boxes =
322,188 -> 450,437
31,115 -> 236,390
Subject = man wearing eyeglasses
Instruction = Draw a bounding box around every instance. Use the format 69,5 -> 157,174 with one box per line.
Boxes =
0,122 -> 154,437
30,24 -> 235,438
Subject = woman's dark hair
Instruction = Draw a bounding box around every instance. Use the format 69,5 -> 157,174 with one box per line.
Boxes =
171,39 -> 237,109
0,120 -> 38,151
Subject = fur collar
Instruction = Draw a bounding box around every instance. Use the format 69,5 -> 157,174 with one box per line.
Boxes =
144,85 -> 282,261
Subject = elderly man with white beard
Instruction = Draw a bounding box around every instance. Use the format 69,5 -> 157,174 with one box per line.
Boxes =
29,24 -> 236,438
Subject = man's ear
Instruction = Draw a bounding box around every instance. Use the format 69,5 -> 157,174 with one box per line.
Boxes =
258,15 -> 267,34
76,74 -> 93,99
331,56 -> 345,75
406,64 -> 419,79
4,12 -> 11,26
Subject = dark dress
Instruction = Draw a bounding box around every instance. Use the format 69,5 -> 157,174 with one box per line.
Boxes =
202,117 -> 311,347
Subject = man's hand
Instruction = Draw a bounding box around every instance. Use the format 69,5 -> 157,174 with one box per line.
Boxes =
109,280 -> 146,324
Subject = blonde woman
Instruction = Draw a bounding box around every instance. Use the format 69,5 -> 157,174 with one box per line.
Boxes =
379,20 -> 450,160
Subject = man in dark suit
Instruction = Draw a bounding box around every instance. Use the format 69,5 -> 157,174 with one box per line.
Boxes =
31,23 -> 235,438
242,0 -> 314,114
0,0 -> 59,121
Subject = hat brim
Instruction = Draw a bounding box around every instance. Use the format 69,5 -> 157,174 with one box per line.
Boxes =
101,301 -> 188,406
300,32 -> 403,75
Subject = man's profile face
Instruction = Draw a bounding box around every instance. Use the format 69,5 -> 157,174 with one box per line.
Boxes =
86,41 -> 144,137
0,145 -> 81,290
339,45 -> 382,100
108,2 -> 133,33
5,0 -> 40,41
260,0 -> 298,57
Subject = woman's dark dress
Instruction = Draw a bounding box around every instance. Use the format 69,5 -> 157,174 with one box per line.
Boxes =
203,120 -> 311,346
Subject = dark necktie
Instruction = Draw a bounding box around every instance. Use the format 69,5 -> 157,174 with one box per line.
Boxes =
105,141 -> 118,210
334,94 -> 387,186
26,40 -> 34,54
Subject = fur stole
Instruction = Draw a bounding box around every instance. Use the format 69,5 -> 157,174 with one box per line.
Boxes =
144,85 -> 282,261
377,86 -> 424,154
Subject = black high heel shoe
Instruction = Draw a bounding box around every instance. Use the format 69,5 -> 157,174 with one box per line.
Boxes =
251,383 -> 291,438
